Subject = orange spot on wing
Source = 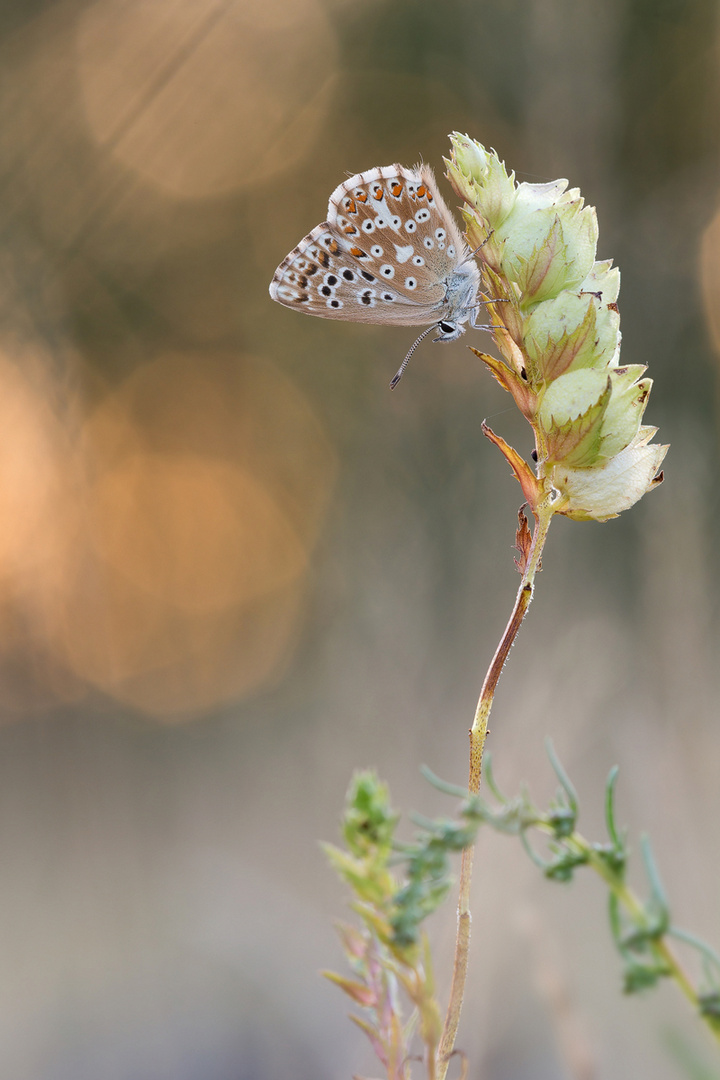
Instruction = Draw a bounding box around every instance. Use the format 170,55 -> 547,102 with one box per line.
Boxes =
373,188 -> 383,200
356,191 -> 367,202
391,182 -> 403,197
417,185 -> 426,197
344,225 -> 357,234
347,199 -> 356,214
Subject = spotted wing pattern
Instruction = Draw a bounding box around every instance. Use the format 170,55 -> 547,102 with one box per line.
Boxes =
269,164 -> 473,326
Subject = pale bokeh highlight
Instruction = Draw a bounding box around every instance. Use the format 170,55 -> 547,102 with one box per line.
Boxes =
76,0 -> 339,198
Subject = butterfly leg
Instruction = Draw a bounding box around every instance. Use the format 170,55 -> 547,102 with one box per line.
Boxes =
468,304 -> 496,332
469,227 -> 494,259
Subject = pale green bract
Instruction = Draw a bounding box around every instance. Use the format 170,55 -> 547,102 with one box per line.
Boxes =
446,133 -> 667,521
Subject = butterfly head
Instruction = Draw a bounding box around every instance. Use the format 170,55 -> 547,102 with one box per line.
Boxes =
434,319 -> 467,343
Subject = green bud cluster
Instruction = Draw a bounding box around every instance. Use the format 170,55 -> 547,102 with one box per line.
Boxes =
323,771 -> 484,1074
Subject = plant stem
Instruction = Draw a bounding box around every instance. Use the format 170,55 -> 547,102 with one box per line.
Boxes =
573,837 -> 720,1046
436,504 -> 554,1077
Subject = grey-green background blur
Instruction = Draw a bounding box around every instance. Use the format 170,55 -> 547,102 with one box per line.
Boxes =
0,1 -> 718,1078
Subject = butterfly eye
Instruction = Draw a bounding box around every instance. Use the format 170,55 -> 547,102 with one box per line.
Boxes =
361,219 -> 375,233
423,237 -> 434,249
404,220 -> 417,233
341,268 -> 356,281
404,277 -> 417,290
412,255 -> 425,267
435,228 -> 447,241
382,293 -> 395,302
380,265 -> 395,278
415,209 -> 430,223
370,245 -> 384,258
390,216 -> 401,228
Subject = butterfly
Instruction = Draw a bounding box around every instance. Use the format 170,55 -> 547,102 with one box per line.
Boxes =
268,164 -> 484,387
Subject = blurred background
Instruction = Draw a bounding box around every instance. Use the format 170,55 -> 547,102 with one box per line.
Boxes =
0,0 -> 718,1077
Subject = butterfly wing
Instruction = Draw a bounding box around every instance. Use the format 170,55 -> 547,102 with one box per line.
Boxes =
269,164 -> 473,327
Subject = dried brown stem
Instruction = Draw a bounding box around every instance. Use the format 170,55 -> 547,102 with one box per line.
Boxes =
436,505 -> 553,1078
